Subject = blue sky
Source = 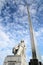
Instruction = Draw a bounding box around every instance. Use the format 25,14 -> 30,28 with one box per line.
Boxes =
0,0 -> 43,65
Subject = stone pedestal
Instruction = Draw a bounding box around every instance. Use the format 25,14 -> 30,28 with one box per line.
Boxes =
4,55 -> 27,65
29,59 -> 42,65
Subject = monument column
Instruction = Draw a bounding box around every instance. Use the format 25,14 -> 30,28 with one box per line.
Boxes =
27,5 -> 37,59
27,5 -> 42,65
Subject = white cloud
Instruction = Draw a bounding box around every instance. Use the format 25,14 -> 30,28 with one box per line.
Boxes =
35,28 -> 43,37
19,5 -> 27,13
0,30 -> 9,41
38,4 -> 43,12
0,0 -> 6,10
29,5 -> 37,15
0,26 -> 16,48
0,26 -> 10,48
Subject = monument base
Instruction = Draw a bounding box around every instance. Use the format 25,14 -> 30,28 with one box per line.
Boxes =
29,59 -> 42,65
4,55 -> 27,65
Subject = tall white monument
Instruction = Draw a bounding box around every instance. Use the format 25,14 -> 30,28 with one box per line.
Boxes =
27,6 -> 42,65
27,6 -> 37,59
4,40 -> 27,65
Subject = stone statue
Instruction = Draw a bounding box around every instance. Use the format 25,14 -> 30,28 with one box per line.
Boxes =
12,40 -> 26,56
3,40 -> 27,65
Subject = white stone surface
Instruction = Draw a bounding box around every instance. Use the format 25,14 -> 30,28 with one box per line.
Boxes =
4,41 -> 27,65
4,55 -> 27,65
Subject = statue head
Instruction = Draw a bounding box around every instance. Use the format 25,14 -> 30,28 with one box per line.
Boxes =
21,40 -> 24,43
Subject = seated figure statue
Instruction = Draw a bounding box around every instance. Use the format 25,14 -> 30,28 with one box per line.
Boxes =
12,40 -> 26,56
